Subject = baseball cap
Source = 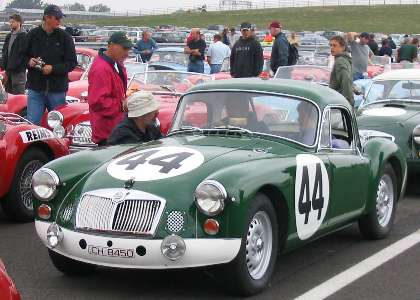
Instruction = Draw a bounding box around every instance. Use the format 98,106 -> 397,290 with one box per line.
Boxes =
44,5 -> 65,19
269,21 -> 282,29
240,22 -> 252,31
108,31 -> 133,48
360,32 -> 370,38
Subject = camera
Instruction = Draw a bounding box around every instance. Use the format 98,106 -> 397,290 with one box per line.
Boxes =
34,58 -> 45,71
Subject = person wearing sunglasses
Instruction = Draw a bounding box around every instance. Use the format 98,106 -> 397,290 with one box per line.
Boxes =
24,4 -> 77,125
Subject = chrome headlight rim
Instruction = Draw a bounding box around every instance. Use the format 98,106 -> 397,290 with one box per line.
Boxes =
47,111 -> 63,129
32,168 -> 60,201
194,180 -> 227,216
413,125 -> 420,144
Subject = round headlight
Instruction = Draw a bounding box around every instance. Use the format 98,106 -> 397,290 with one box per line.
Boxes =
53,125 -> 65,138
32,168 -> 59,201
47,111 -> 63,129
194,180 -> 227,216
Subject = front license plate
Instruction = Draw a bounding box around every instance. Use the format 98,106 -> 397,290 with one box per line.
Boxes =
88,245 -> 135,258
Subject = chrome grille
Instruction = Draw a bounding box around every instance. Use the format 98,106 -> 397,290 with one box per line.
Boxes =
75,189 -> 166,236
113,200 -> 161,233
71,121 -> 95,146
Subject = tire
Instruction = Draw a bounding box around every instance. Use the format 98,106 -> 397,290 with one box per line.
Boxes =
1,148 -> 49,222
223,193 -> 279,296
48,249 -> 96,276
358,163 -> 398,240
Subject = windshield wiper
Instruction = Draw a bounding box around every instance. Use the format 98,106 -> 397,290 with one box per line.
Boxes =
169,126 -> 203,135
159,85 -> 175,93
212,125 -> 253,135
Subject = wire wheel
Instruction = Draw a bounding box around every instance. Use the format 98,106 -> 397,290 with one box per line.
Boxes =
376,174 -> 394,228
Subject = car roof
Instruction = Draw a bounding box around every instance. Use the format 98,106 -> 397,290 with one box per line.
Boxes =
374,69 -> 420,80
188,78 -> 351,109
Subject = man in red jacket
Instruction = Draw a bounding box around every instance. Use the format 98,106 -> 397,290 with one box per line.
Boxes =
88,32 -> 132,146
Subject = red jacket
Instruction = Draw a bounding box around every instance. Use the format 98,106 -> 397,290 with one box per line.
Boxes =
88,51 -> 127,144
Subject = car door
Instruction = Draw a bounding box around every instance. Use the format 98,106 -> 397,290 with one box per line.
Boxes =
318,106 -> 370,227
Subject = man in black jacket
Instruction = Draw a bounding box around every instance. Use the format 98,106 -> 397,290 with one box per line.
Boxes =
107,91 -> 162,145
1,14 -> 27,94
270,21 -> 289,74
24,5 -> 77,125
230,22 -> 263,78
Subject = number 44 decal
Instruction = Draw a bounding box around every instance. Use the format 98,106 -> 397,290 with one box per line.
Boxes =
295,154 -> 330,240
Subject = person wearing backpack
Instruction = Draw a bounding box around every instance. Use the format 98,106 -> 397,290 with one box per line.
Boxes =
269,21 -> 289,74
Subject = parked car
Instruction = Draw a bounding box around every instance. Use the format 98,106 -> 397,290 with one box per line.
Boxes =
0,112 -> 68,221
357,69 -> 420,175
0,259 -> 20,300
68,48 -> 98,82
149,47 -> 211,74
33,78 -> 406,296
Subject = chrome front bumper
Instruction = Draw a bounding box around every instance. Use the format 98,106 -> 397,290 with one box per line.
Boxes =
35,221 -> 241,269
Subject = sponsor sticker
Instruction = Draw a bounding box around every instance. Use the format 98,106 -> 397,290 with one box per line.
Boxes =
107,146 -> 205,181
88,245 -> 135,259
19,128 -> 55,143
295,154 -> 330,240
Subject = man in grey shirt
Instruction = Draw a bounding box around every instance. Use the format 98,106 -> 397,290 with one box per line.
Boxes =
1,14 -> 27,94
347,32 -> 373,81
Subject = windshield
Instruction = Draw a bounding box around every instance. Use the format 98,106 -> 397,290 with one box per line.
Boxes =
364,80 -> 420,104
124,62 -> 148,78
171,91 -> 319,146
150,51 -> 188,66
274,66 -> 331,84
128,71 -> 213,94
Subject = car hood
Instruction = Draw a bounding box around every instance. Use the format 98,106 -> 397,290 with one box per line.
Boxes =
357,103 -> 420,127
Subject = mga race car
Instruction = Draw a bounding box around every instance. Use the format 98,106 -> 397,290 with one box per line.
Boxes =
0,113 -> 68,222
357,69 -> 420,175
33,79 -> 406,296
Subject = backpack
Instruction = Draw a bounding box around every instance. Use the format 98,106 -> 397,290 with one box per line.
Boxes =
288,43 -> 299,65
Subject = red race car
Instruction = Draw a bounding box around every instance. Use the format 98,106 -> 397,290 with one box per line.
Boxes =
68,47 -> 98,82
45,71 -> 221,153
0,113 -> 69,222
0,259 -> 20,300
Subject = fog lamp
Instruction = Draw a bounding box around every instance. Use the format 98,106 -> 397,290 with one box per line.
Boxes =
47,223 -> 63,249
161,235 -> 186,261
53,125 -> 65,138
413,125 -> 420,144
47,111 -> 63,129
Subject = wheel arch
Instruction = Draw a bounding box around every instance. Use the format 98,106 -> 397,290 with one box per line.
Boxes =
387,155 -> 406,201
257,184 -> 289,251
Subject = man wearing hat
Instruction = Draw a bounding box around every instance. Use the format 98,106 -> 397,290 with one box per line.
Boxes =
230,22 -> 263,78
347,32 -> 373,80
24,4 -> 77,125
269,21 -> 289,74
88,31 -> 132,146
107,91 -> 162,145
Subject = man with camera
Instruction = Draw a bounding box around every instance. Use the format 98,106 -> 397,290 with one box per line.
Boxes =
24,5 -> 77,125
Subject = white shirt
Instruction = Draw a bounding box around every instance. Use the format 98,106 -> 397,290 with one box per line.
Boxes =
207,41 -> 231,65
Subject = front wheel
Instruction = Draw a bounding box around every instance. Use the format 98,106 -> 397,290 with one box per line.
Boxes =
48,249 -> 96,276
358,163 -> 398,240
223,193 -> 278,296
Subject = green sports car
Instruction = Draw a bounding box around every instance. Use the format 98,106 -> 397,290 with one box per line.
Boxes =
32,79 -> 407,296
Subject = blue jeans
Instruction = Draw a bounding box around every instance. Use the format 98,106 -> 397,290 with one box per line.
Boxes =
353,72 -> 364,81
27,89 -> 66,125
188,60 -> 204,73
210,64 -> 222,74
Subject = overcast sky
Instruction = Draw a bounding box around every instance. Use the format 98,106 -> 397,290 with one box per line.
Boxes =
1,0 -> 221,11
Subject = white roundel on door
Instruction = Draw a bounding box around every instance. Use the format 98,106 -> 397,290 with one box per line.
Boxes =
107,146 -> 205,181
295,154 -> 330,240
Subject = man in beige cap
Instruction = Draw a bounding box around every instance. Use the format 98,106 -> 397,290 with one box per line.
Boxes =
107,91 -> 162,145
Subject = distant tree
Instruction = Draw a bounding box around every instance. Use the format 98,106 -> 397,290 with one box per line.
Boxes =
6,0 -> 44,9
64,2 -> 86,11
88,4 -> 111,12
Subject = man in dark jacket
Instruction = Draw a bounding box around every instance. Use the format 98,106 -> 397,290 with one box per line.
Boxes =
24,5 -> 77,125
368,33 -> 379,55
230,22 -> 263,78
1,14 -> 27,94
329,36 -> 354,106
269,21 -> 289,74
107,91 -> 162,145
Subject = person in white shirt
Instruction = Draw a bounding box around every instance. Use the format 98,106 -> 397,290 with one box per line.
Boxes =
207,34 -> 231,74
